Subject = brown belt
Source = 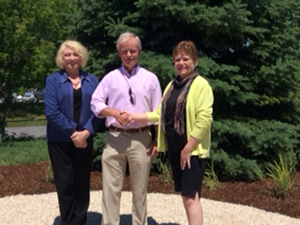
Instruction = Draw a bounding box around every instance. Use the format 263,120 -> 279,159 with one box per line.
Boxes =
110,126 -> 150,134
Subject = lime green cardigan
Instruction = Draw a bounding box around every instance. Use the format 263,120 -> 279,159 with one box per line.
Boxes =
146,75 -> 213,158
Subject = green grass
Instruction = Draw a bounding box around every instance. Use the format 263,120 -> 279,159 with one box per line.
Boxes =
256,151 -> 296,199
264,151 -> 296,199
1,102 -> 45,117
0,139 -> 49,166
203,161 -> 220,190
156,158 -> 173,184
6,118 -> 46,127
0,102 -> 46,127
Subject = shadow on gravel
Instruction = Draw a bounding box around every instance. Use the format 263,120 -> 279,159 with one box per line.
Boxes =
52,212 -> 102,225
53,212 -> 180,224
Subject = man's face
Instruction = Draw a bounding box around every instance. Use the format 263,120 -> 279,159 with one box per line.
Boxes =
118,37 -> 141,73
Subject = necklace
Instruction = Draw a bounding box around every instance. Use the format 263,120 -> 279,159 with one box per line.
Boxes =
72,80 -> 81,87
69,77 -> 81,88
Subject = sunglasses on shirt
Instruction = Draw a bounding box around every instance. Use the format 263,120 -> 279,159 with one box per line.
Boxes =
128,87 -> 136,106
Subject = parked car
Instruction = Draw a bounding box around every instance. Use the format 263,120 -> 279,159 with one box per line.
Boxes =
22,92 -> 37,103
33,90 -> 44,102
15,95 -> 23,103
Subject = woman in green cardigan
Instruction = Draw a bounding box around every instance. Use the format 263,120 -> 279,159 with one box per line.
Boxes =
127,40 -> 213,225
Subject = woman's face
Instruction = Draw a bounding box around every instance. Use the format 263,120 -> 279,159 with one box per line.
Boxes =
62,47 -> 81,71
174,52 -> 197,79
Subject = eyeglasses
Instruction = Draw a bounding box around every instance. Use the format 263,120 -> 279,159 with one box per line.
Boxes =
128,88 -> 136,105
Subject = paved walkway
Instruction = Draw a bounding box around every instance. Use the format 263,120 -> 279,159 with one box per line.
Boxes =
5,126 -> 46,138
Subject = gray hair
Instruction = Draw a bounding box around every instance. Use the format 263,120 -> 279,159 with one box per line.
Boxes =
116,32 -> 142,51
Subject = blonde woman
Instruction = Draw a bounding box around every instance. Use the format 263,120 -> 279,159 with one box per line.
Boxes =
44,40 -> 99,225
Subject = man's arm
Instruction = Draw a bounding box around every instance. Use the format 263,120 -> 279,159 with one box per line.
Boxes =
101,107 -> 131,126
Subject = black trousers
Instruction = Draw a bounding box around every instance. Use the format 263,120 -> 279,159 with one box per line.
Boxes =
48,140 -> 93,225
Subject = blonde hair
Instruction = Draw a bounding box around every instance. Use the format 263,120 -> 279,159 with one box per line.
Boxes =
172,40 -> 199,61
55,40 -> 89,69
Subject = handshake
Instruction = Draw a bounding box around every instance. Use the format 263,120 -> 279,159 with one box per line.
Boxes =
116,111 -> 133,126
116,111 -> 145,126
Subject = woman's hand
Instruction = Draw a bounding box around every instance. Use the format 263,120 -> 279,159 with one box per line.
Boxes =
71,130 -> 90,148
180,136 -> 199,170
180,146 -> 191,170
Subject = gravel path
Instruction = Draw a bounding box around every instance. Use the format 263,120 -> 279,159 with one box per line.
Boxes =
0,191 -> 299,225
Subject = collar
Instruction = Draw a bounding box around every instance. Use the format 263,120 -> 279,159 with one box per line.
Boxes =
120,65 -> 140,77
59,69 -> 91,83
173,71 -> 198,88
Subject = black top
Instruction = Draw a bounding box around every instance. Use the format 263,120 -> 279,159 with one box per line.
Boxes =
73,87 -> 82,128
165,76 -> 188,147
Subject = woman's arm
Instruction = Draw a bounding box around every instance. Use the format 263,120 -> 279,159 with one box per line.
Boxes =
44,74 -> 77,136
126,111 -> 148,123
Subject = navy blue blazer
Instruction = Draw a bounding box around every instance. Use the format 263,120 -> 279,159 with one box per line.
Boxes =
45,69 -> 99,142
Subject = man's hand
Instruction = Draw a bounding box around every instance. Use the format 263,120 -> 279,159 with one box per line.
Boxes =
146,140 -> 158,159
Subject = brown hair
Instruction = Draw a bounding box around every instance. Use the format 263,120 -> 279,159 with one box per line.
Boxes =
172,40 -> 199,61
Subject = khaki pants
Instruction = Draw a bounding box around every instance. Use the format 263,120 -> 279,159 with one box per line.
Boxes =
101,130 -> 152,225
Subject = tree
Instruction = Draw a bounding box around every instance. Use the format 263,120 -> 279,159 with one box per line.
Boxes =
0,0 -> 74,139
70,0 -> 300,180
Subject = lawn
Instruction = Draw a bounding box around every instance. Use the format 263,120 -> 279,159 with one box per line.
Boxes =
0,138 -> 48,166
0,102 -> 46,127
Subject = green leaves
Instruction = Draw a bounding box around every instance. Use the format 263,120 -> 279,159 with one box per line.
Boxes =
1,0 -> 299,180
0,0 -> 75,139
0,0 -> 74,96
69,0 -> 300,180
139,51 -> 174,89
104,16 -> 139,38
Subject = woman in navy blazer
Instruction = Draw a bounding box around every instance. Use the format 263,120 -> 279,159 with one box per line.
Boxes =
44,40 -> 99,225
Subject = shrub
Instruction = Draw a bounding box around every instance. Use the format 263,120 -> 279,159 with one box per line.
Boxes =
45,160 -> 54,183
203,160 -> 219,190
211,119 -> 300,181
257,151 -> 296,199
92,132 -> 106,170
156,154 -> 173,184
